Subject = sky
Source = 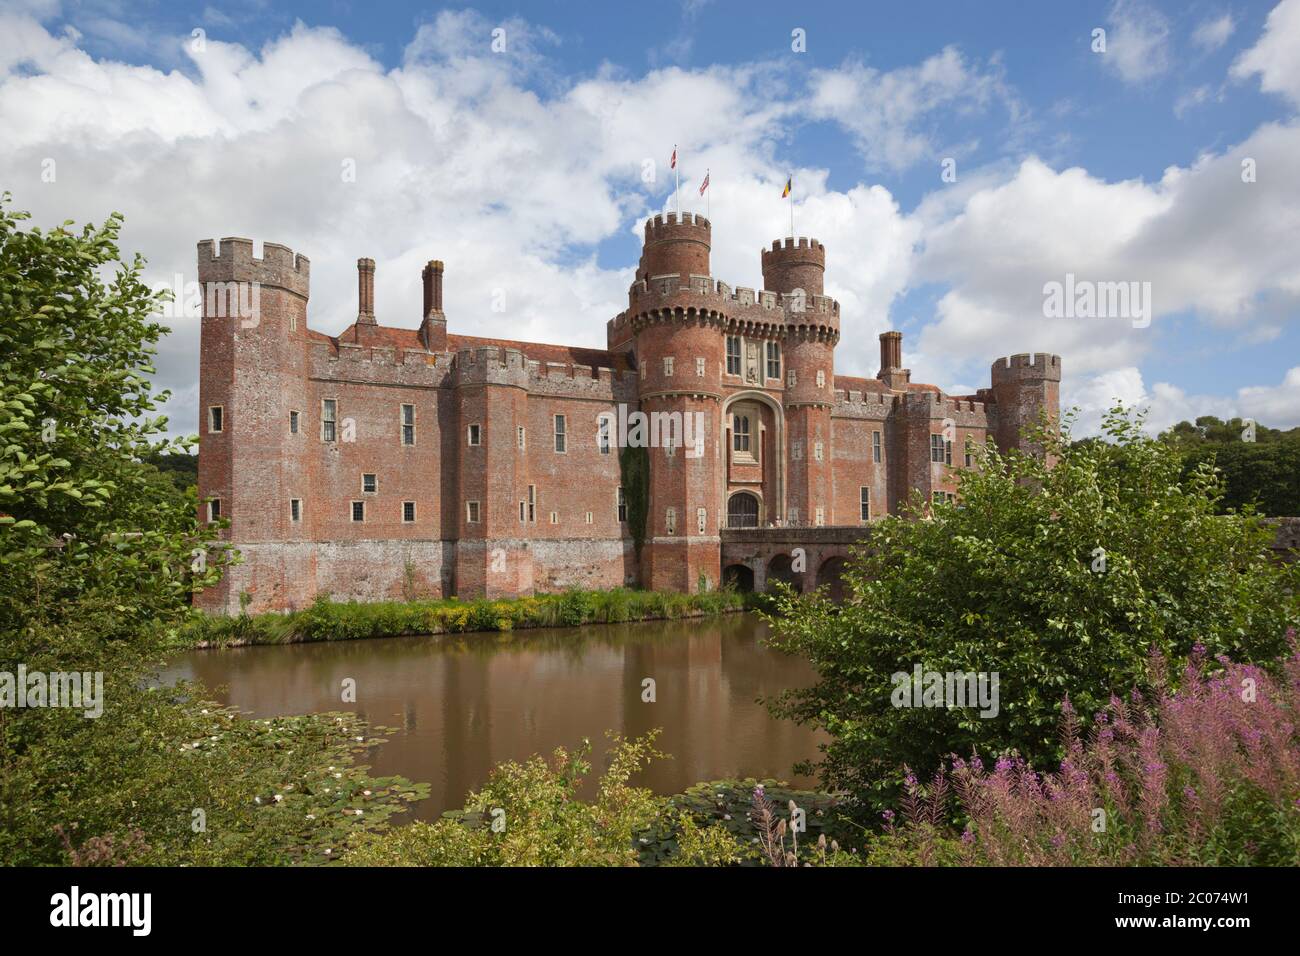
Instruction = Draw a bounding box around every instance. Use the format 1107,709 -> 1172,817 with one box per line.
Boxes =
1,0 -> 1298,440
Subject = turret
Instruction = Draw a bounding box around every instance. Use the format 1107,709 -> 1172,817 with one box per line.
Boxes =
989,353 -> 1062,455
636,212 -> 711,282
761,236 -> 825,299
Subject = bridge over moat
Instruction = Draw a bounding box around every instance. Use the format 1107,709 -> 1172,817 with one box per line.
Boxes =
720,526 -> 874,601
720,517 -> 1300,602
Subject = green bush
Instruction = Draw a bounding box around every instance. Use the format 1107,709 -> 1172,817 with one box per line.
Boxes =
768,405 -> 1300,814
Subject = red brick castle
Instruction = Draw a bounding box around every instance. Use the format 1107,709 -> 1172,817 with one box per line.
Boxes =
196,213 -> 1060,613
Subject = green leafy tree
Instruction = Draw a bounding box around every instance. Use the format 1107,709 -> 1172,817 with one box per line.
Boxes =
0,196 -> 423,864
1159,416 -> 1300,517
768,406 -> 1300,814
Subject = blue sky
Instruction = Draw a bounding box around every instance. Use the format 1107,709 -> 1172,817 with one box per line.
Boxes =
2,0 -> 1298,435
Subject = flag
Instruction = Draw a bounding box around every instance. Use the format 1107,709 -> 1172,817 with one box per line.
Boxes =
671,146 -> 677,169
699,171 -> 709,195
781,175 -> 791,198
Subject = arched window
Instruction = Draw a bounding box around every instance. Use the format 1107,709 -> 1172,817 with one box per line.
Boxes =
727,492 -> 759,528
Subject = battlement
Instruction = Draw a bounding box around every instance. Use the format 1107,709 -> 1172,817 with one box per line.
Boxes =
990,352 -> 1063,384
644,211 -> 711,239
623,274 -> 840,326
197,237 -> 310,297
761,236 -> 826,264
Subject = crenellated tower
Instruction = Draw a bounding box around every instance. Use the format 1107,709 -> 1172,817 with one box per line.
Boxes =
196,237 -> 312,610
987,353 -> 1062,457
763,237 -> 837,526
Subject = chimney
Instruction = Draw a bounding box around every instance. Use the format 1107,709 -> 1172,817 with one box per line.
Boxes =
879,330 -> 902,370
357,257 -> 376,325
419,259 -> 447,352
421,259 -> 444,317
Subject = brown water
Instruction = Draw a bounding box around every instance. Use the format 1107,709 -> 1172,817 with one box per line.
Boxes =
165,612 -> 827,820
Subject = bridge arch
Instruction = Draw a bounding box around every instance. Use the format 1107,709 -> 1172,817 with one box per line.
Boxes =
816,556 -> 850,603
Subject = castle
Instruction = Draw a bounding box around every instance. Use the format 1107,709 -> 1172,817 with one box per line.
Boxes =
196,214 -> 1060,613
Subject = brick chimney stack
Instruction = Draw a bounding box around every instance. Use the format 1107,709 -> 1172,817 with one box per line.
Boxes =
878,331 -> 909,389
419,259 -> 447,352
422,259 -> 444,318
357,257 -> 376,325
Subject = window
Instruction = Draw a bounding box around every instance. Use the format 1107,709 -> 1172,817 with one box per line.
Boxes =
726,336 -> 742,375
787,369 -> 797,388
520,501 -> 526,522
290,410 -> 299,435
351,500 -> 365,522
964,441 -> 973,468
598,416 -> 611,455
930,434 -> 946,464
585,511 -> 593,524
549,511 -> 558,524
517,426 -> 526,450
766,341 -> 781,380
640,360 -> 646,379
873,430 -> 882,463
362,473 -> 377,494
401,404 -> 415,446
860,487 -> 870,522
291,498 -> 301,522
665,507 -> 677,535
322,399 -> 337,442
403,501 -> 416,522
208,405 -> 223,433
617,488 -> 627,522
792,441 -> 803,460
663,356 -> 674,377
932,491 -> 944,506
815,506 -> 825,527
814,441 -> 824,462
208,498 -> 221,522
466,500 -> 481,523
696,357 -> 706,377
732,414 -> 751,453
467,423 -> 481,446
816,370 -> 825,388
696,507 -> 707,535
788,506 -> 799,523
946,440 -> 953,465
527,485 -> 536,522
554,415 -> 566,453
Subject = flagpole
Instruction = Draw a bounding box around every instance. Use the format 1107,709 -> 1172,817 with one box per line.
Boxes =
789,173 -> 794,239
706,168 -> 710,220
675,144 -> 681,217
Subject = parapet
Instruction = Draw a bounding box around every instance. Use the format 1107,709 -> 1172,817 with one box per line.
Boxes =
644,211 -> 711,241
197,237 -> 310,298
990,352 -> 1063,385
761,236 -> 826,268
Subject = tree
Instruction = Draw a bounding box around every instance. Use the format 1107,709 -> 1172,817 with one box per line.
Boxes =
1159,416 -> 1300,517
0,195 -> 423,864
767,406 -> 1300,814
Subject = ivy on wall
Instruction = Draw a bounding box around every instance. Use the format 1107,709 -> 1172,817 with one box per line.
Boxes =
619,442 -> 650,559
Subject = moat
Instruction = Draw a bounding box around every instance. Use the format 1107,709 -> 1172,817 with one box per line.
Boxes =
164,612 -> 826,820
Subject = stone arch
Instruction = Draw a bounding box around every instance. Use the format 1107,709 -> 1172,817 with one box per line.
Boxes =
722,563 -> 755,593
816,556 -> 849,603
765,553 -> 802,593
721,389 -> 785,524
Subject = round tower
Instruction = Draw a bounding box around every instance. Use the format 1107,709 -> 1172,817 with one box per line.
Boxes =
637,212 -> 711,281
989,352 -> 1063,457
761,236 -> 825,298
764,237 -> 835,527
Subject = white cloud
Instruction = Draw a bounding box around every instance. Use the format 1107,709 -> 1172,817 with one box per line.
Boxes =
806,46 -> 1019,172
1100,0 -> 1172,84
1231,0 -> 1300,106
1192,13 -> 1236,52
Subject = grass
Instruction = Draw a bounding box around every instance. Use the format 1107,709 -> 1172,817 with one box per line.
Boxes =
183,587 -> 755,648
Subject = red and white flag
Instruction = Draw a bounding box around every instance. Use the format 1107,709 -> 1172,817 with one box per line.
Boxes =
699,171 -> 709,195
670,145 -> 677,169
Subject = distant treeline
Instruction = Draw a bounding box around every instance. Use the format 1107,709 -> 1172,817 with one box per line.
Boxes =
1158,416 -> 1300,518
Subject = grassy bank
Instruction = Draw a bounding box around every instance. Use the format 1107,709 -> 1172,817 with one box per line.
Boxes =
184,587 -> 754,648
